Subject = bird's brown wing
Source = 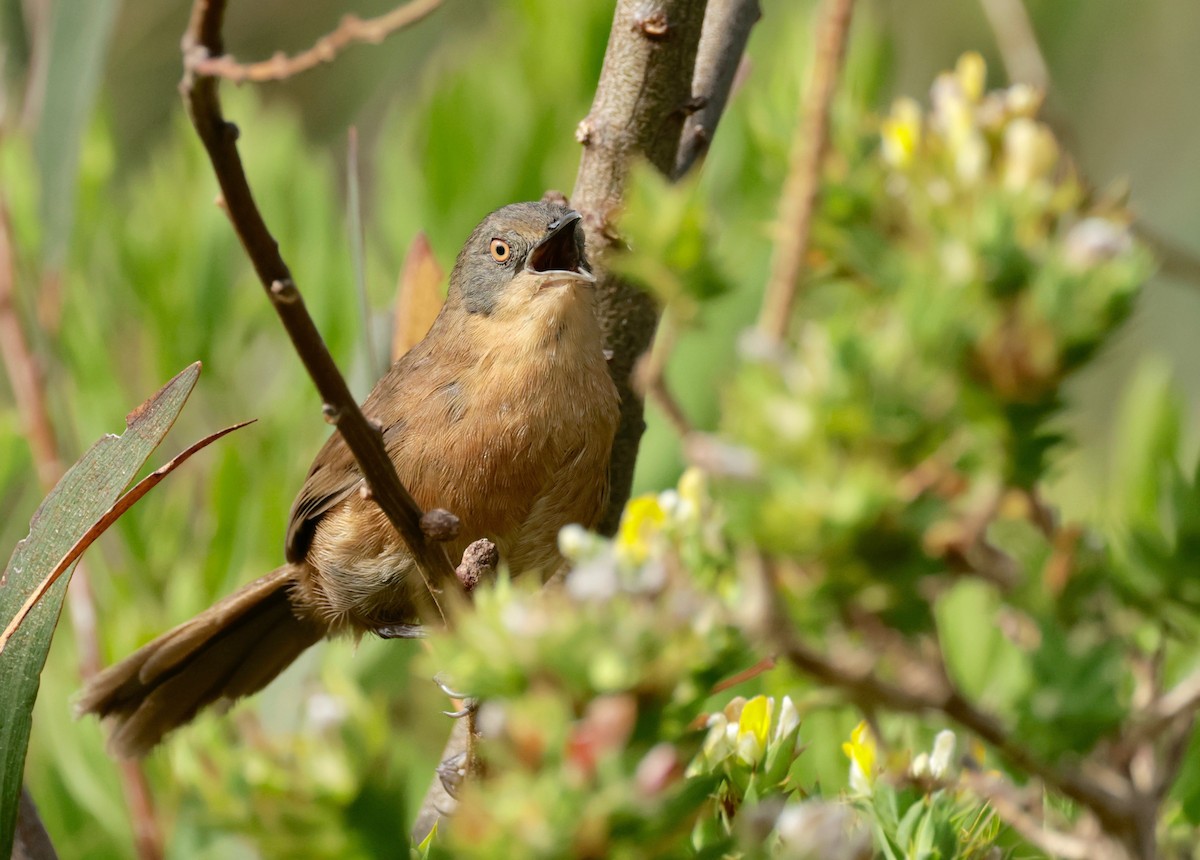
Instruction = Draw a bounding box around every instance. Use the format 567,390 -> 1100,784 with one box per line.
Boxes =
283,334 -> 445,564
284,428 -> 363,563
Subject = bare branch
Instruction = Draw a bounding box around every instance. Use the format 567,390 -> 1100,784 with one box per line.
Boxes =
0,204 -> 63,490
1138,667 -> 1200,738
181,0 -> 458,624
1137,223 -> 1200,286
194,0 -> 442,84
455,538 -> 497,593
977,0 -> 1049,90
413,0 -> 744,834
571,0 -> 710,535
758,0 -> 855,341
674,0 -> 761,178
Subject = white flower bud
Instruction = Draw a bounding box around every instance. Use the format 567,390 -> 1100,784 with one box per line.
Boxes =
929,729 -> 957,778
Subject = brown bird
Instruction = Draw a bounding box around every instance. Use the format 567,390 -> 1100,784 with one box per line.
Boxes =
78,202 -> 620,757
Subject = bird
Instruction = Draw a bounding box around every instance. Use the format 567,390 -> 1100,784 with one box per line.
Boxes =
78,201 -> 620,757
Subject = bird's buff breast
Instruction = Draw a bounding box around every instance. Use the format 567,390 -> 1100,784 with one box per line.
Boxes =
300,295 -> 619,630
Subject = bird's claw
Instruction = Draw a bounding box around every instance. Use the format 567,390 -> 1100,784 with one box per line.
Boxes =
433,673 -> 470,700
443,700 -> 477,719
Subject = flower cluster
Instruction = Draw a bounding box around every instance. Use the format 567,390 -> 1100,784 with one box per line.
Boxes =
721,53 -> 1150,629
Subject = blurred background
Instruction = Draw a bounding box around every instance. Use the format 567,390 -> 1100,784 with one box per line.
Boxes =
0,0 -> 1197,856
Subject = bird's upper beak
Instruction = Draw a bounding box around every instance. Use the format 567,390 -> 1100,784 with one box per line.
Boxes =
527,210 -> 595,285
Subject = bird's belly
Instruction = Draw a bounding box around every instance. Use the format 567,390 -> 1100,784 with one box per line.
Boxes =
299,502 -> 424,630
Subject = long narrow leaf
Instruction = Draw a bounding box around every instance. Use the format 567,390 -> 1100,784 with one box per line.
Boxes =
0,362 -> 201,856
0,419 -> 253,653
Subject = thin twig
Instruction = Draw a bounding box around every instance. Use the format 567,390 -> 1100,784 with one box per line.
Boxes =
345,127 -> 381,380
1137,223 -> 1200,286
757,0 -> 855,341
674,0 -> 762,178
632,310 -> 693,437
0,201 -> 165,859
977,0 -> 1049,89
0,203 -> 62,490
1138,668 -> 1200,739
181,0 -> 457,625
17,0 -> 52,131
194,0 -> 442,84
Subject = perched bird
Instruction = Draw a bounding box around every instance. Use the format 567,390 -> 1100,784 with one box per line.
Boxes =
79,202 -> 620,757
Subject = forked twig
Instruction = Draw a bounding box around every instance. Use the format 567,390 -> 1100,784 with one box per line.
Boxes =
194,0 -> 441,84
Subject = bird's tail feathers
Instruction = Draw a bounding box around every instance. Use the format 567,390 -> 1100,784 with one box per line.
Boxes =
76,565 -> 323,758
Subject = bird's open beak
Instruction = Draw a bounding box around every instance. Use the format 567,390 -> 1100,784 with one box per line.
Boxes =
527,210 -> 595,285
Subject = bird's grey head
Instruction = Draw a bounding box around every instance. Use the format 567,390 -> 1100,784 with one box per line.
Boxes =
449,201 -> 594,315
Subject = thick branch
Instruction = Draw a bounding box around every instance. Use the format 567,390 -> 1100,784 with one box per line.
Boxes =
570,0 -> 709,535
181,0 -> 457,622
674,0 -> 761,177
195,0 -> 441,84
758,0 -> 855,341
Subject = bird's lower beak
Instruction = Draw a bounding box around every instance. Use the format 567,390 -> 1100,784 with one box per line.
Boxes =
527,210 -> 595,285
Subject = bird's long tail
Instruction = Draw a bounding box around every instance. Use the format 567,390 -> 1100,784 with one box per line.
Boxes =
77,565 -> 324,758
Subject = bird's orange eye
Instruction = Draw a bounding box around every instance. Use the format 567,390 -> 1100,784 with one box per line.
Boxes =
489,238 -> 511,263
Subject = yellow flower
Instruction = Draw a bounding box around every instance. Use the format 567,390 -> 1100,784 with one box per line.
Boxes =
616,494 -> 667,564
736,695 -> 772,766
881,97 -> 922,168
677,467 -> 706,520
955,51 -> 987,103
842,721 -> 877,793
1002,117 -> 1058,190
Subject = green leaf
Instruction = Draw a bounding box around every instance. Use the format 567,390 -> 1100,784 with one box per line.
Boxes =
31,0 -> 120,268
936,580 -> 1028,709
611,162 -> 729,308
1169,724 -> 1200,825
1108,359 -> 1181,529
0,362 -> 200,857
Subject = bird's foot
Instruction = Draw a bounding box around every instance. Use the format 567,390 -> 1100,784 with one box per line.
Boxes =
437,752 -> 468,798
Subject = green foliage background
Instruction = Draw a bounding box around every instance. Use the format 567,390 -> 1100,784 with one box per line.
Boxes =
0,0 -> 1199,857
